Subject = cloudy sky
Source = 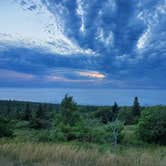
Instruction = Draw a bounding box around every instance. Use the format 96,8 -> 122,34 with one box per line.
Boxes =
0,0 -> 166,88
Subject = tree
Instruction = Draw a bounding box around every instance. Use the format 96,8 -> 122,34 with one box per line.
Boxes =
132,97 -> 141,116
118,107 -> 133,125
94,108 -> 113,124
60,94 -> 80,126
5,100 -> 12,119
105,120 -> 124,145
112,102 -> 119,120
0,118 -> 13,137
137,109 -> 166,145
24,103 -> 32,121
30,104 -> 50,129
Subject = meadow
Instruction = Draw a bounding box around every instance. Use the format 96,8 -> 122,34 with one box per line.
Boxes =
0,96 -> 166,166
0,140 -> 166,166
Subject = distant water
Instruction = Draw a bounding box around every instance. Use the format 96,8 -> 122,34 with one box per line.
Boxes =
0,88 -> 166,106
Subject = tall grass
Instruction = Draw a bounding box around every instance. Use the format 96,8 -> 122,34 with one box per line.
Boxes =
0,142 -> 165,166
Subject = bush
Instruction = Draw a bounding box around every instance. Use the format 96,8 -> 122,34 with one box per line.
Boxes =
137,109 -> 166,145
118,107 -> 134,125
105,120 -> 124,144
0,118 -> 13,137
93,108 -> 114,124
51,119 -> 124,144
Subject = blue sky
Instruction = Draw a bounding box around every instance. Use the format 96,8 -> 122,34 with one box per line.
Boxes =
0,0 -> 166,88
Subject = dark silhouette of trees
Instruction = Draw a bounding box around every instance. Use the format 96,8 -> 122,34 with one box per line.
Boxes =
30,104 -> 50,129
0,118 -> 13,137
132,97 -> 141,116
112,102 -> 119,120
94,108 -> 113,124
24,103 -> 32,121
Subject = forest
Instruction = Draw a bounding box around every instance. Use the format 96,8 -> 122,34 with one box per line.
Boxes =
0,95 -> 166,166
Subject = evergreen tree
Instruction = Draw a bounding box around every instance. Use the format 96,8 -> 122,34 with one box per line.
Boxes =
15,108 -> 22,120
36,104 -> 45,119
61,94 -> 77,112
112,102 -> 119,120
24,103 -> 32,121
132,97 -> 141,116
6,104 -> 12,118
60,94 -> 79,126
30,104 -> 50,129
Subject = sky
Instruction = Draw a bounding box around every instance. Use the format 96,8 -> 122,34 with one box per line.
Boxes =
0,0 -> 166,89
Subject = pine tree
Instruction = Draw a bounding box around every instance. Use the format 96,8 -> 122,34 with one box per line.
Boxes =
60,94 -> 79,126
132,97 -> 141,116
112,102 -> 119,120
30,104 -> 49,129
6,104 -> 12,118
24,103 -> 32,121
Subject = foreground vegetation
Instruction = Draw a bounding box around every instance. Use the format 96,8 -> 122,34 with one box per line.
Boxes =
0,95 -> 166,165
0,141 -> 166,166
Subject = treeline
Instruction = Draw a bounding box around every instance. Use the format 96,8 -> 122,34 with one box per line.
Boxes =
0,96 -> 166,145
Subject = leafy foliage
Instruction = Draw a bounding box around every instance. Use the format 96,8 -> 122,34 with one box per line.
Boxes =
94,108 -> 113,124
137,108 -> 166,145
118,107 -> 134,125
0,97 -> 165,146
60,94 -> 81,126
30,104 -> 51,129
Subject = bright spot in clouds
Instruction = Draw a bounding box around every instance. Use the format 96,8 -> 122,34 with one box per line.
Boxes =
78,71 -> 106,79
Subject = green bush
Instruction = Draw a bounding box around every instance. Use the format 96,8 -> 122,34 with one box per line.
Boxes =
0,118 -> 13,137
104,120 -> 124,144
51,119 -> 124,144
137,109 -> 166,145
36,130 -> 51,142
118,108 -> 134,125
93,108 -> 114,124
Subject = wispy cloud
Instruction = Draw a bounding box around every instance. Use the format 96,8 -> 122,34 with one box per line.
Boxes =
0,0 -> 166,88
77,71 -> 106,79
0,0 -> 95,56
0,69 -> 35,80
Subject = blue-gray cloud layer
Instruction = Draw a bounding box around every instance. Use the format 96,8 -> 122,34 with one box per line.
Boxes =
0,0 -> 166,88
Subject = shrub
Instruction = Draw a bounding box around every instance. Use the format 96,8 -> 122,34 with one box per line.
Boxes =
0,118 -> 13,137
118,107 -> 134,125
93,108 -> 114,124
137,109 -> 166,145
105,120 -> 124,144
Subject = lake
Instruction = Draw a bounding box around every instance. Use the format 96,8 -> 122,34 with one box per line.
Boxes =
0,88 -> 166,106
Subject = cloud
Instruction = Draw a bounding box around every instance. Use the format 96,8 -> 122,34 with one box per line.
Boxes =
76,0 -> 85,33
0,69 -> 35,81
77,71 -> 106,79
0,0 -> 95,56
0,0 -> 166,88
137,28 -> 151,50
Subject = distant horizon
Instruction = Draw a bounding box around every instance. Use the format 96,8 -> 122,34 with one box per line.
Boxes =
0,88 -> 166,106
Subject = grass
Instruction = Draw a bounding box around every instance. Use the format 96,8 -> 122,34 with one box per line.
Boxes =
0,140 -> 166,166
